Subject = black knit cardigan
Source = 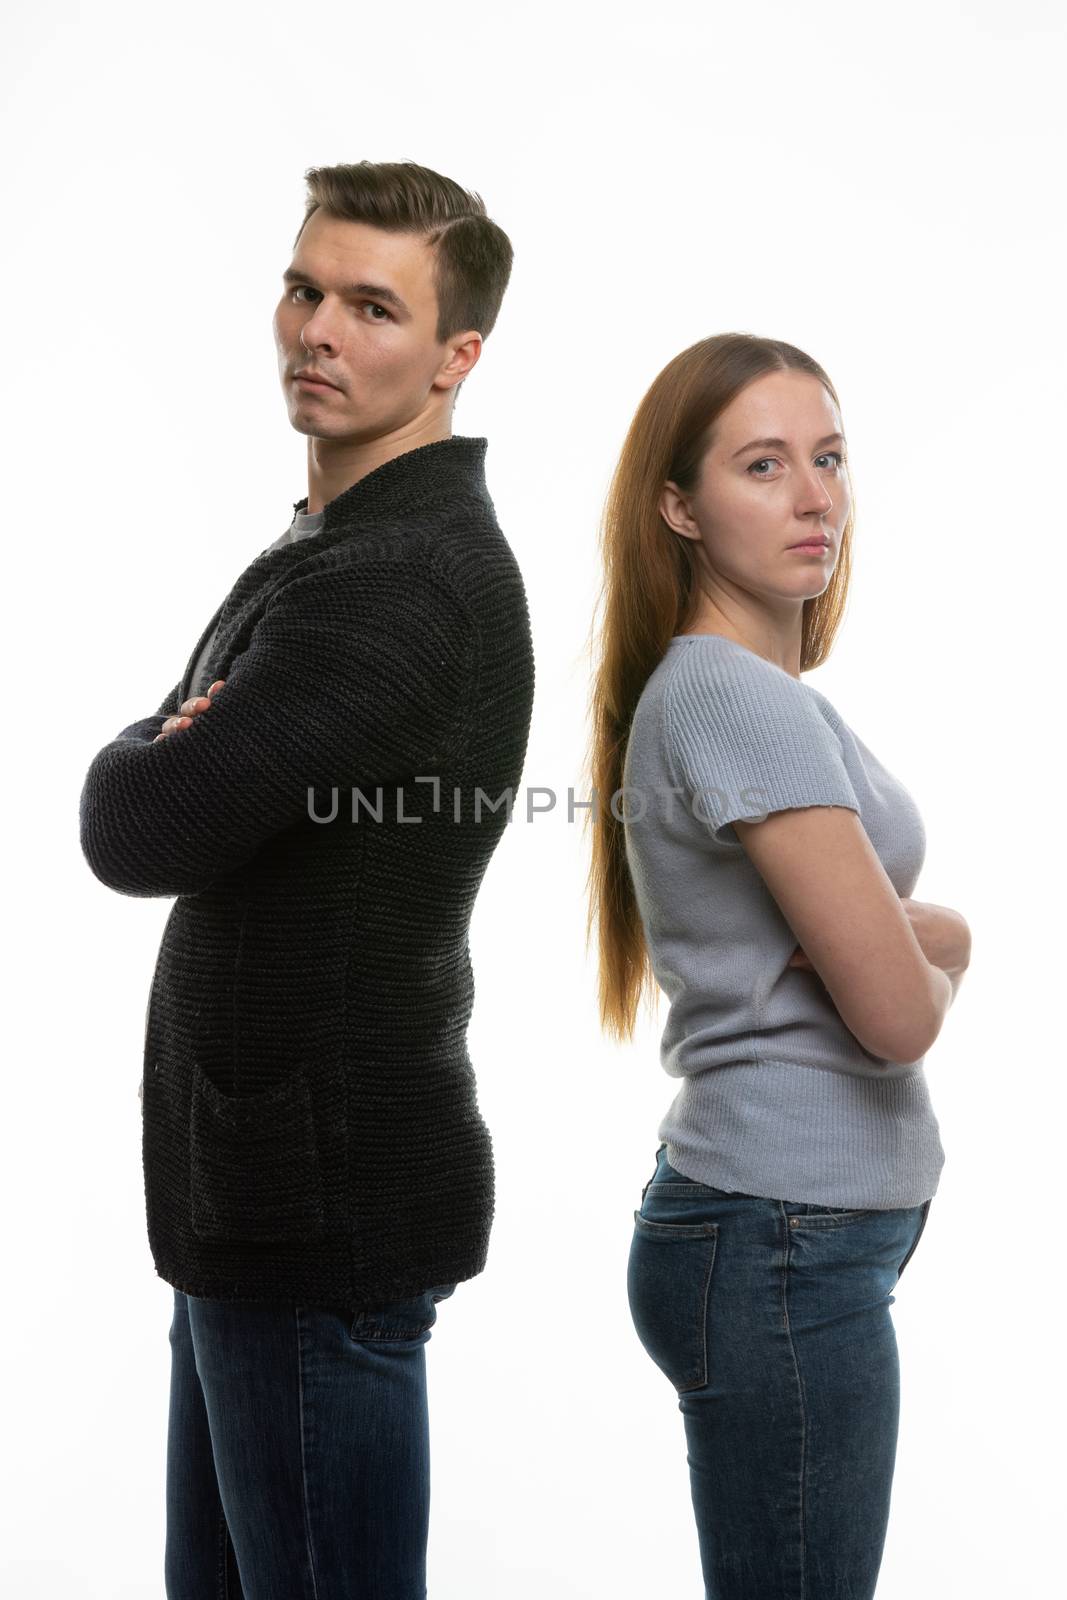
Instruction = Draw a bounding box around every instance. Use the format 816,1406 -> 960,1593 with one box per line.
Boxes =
79,435 -> 535,1307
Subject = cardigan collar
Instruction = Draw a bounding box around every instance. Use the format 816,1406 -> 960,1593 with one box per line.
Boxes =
241,432 -> 490,597
291,432 -> 489,534
176,435 -> 491,707
234,433 -> 493,583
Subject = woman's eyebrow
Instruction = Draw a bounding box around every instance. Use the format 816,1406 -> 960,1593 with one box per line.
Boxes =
731,432 -> 846,458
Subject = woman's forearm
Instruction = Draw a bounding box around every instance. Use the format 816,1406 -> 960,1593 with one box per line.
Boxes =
787,896 -> 972,1014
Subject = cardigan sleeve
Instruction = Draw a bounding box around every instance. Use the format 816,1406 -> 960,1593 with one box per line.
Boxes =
665,643 -> 860,846
113,680 -> 184,744
79,560 -> 473,898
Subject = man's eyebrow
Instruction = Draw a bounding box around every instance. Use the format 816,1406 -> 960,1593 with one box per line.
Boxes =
731,432 -> 846,459
281,266 -> 411,316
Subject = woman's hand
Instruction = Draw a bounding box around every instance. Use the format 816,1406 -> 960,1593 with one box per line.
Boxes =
153,680 -> 226,740
898,897 -> 972,977
788,897 -> 972,980
786,945 -> 816,970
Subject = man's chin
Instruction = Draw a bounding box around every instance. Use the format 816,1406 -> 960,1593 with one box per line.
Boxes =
288,412 -> 358,439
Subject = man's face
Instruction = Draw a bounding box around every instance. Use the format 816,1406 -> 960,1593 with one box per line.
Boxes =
272,210 -> 474,442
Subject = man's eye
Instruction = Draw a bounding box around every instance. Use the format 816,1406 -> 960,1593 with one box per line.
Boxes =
289,287 -> 391,321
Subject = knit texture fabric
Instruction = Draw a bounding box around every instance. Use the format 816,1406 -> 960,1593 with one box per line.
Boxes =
623,634 -> 945,1209
186,505 -> 326,700
80,436 -> 535,1305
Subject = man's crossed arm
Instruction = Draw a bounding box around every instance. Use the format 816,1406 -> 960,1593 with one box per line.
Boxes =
79,562 -> 473,899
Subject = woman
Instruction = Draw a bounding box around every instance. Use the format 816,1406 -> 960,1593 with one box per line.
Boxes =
584,334 -> 970,1599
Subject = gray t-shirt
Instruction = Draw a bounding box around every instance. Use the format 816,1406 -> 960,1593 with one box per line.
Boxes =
187,505 -> 326,698
622,633 -> 946,1208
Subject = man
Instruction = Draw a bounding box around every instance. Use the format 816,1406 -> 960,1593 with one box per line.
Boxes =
79,160 -> 535,1598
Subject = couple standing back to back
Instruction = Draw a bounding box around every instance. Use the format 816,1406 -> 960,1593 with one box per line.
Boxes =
79,157 -> 969,1600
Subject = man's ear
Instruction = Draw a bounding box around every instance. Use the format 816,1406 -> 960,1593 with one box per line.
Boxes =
440,331 -> 482,388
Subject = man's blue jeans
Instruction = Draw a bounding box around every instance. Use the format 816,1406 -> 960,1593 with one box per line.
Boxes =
164,1280 -> 457,1599
627,1143 -> 933,1600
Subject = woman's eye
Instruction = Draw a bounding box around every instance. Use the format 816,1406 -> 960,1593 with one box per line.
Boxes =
747,450 -> 846,477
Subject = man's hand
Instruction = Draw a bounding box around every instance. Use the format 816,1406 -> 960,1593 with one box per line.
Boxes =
153,680 -> 226,740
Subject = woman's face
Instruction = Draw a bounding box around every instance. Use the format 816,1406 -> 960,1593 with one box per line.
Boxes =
661,369 -> 852,607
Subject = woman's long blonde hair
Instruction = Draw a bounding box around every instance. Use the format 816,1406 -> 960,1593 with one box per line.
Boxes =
581,333 -> 855,1042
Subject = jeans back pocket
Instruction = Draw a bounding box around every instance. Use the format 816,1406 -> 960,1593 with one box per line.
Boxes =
626,1211 -> 719,1392
896,1199 -> 932,1280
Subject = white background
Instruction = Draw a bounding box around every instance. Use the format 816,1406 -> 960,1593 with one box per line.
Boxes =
3,0 -> 1064,1594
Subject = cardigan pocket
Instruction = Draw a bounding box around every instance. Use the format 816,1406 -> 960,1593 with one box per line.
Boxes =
189,1061 -> 326,1242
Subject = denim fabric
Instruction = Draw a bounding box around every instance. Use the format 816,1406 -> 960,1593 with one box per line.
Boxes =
164,1281 -> 457,1599
626,1144 -> 932,1600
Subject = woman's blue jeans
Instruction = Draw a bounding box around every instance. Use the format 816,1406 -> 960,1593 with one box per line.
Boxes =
627,1144 -> 932,1600
164,1280 -> 457,1599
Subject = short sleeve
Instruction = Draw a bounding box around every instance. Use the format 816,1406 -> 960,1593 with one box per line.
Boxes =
665,642 -> 861,845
